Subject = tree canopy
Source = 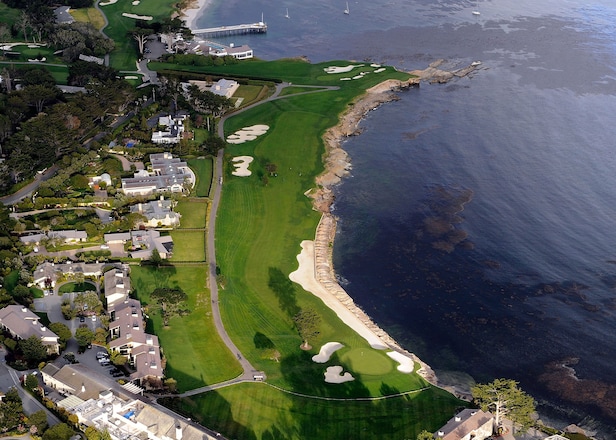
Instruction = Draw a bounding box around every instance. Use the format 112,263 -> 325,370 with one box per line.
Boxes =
293,308 -> 321,350
471,378 -> 536,433
19,334 -> 48,365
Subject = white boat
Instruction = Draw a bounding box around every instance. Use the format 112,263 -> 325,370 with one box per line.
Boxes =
472,0 -> 480,15
285,8 -> 289,19
344,1 -> 350,14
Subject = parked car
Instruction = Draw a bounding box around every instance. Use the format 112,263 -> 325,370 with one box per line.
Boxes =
96,351 -> 108,360
79,316 -> 85,322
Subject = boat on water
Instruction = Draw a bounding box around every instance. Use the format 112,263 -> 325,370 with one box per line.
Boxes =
471,60 -> 482,66
344,1 -> 350,14
472,0 -> 480,15
472,10 -> 481,15
285,8 -> 289,19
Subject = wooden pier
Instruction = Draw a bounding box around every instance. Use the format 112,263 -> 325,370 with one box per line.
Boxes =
192,21 -> 267,38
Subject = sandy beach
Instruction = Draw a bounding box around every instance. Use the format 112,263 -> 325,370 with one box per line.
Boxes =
178,0 -> 210,30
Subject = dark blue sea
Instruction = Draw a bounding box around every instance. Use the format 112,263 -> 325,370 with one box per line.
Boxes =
197,0 -> 616,435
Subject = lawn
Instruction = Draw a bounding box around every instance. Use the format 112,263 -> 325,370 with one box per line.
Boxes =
161,383 -> 462,440
130,265 -> 241,391
176,200 -> 207,229
58,281 -> 97,294
70,7 -> 107,30
187,157 -> 213,198
169,230 -> 205,262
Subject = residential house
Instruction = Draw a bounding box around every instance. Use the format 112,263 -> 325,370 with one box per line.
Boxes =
33,261 -> 105,289
120,152 -> 194,196
151,115 -> 186,144
48,230 -> 88,243
104,268 -> 131,315
435,409 -> 494,440
40,373 -> 219,440
187,78 -> 239,99
108,299 -> 163,384
0,305 -> 60,355
129,197 -> 181,228
104,230 -> 173,260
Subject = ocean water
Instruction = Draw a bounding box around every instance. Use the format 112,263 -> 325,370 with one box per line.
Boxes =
196,0 -> 616,435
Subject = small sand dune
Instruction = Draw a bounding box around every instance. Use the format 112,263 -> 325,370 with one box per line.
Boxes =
324,64 -> 363,74
324,366 -> 355,383
226,124 -> 269,144
231,156 -> 253,177
387,351 -> 414,374
312,342 -> 344,363
122,13 -> 153,20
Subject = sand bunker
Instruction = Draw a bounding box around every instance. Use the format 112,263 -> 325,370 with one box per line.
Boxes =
324,64 -> 363,74
99,0 -> 118,4
132,0 -> 140,4
324,366 -> 355,383
122,13 -> 153,20
387,351 -> 414,373
226,124 -> 269,144
312,342 -> 344,363
231,156 -> 254,177
370,63 -> 382,68
374,68 -> 386,73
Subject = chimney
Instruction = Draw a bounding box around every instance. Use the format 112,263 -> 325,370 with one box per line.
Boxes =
81,383 -> 86,393
437,432 -> 445,437
175,424 -> 182,440
455,416 -> 461,422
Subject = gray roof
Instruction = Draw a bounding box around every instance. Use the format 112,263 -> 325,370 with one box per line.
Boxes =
0,305 -> 59,345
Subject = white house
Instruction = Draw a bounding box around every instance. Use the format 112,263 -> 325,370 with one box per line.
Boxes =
435,409 -> 494,440
120,152 -> 194,196
151,115 -> 186,144
129,197 -> 181,227
0,305 -> 60,355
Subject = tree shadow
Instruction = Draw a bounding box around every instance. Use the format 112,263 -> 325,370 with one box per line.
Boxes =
268,267 -> 300,317
159,393 -> 256,440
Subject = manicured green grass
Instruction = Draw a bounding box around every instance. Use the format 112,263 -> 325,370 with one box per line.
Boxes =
187,157 -> 213,197
176,200 -> 207,229
70,7 -> 107,30
233,85 -> 266,107
339,349 -> 394,376
169,230 -> 205,262
130,265 -> 241,391
58,281 -> 96,293
163,383 -> 462,440
3,270 -> 19,294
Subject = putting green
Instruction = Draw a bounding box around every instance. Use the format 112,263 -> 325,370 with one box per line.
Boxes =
339,348 -> 393,376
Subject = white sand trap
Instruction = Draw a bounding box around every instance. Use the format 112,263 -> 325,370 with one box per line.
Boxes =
132,0 -> 140,4
290,241 -> 388,350
374,68 -> 386,73
122,13 -> 153,20
324,366 -> 355,383
99,0 -> 118,5
226,124 -> 269,144
370,63 -> 382,68
324,64 -> 363,74
352,75 -> 363,80
312,342 -> 344,363
124,76 -> 138,79
231,156 -> 253,176
387,351 -> 414,373
340,78 -> 352,81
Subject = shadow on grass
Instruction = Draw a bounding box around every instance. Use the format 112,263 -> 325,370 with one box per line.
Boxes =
268,267 -> 300,317
160,393 -> 256,440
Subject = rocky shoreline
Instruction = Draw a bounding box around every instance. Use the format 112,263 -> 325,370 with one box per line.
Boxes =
308,61 -> 483,398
